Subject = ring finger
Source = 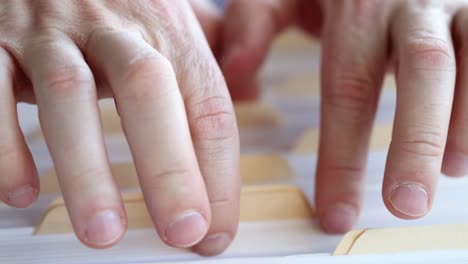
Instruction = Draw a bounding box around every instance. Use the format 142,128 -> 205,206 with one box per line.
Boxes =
442,6 -> 468,177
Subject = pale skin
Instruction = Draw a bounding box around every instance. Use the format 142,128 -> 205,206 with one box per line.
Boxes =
1,0 -> 468,257
220,0 -> 468,235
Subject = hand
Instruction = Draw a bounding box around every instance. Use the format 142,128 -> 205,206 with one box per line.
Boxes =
221,0 -> 468,233
0,0 -> 240,256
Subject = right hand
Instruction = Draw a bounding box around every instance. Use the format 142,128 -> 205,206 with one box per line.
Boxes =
219,0 -> 468,236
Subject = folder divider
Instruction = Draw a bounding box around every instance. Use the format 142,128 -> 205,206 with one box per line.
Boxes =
40,155 -> 296,194
35,185 -> 314,235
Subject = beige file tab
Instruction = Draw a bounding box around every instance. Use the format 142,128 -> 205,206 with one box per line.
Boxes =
35,184 -> 314,235
272,29 -> 320,51
240,154 -> 294,183
334,224 -> 468,255
40,154 -> 295,194
28,103 -> 124,140
233,102 -> 281,128
275,73 -> 396,99
275,72 -> 398,97
293,124 -> 393,154
100,104 -> 123,134
277,73 -> 320,97
28,101 -> 282,141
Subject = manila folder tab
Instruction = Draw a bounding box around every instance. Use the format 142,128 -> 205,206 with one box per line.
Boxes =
35,184 -> 314,235
40,154 -> 295,193
333,224 -> 468,255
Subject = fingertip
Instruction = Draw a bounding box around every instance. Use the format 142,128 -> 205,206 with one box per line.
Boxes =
3,183 -> 39,208
82,209 -> 127,249
192,232 -> 233,256
442,152 -> 468,177
163,211 -> 209,248
220,38 -> 263,101
220,2 -> 280,91
221,42 -> 264,82
0,166 -> 40,208
386,182 -> 430,219
8,184 -> 39,208
320,203 -> 358,234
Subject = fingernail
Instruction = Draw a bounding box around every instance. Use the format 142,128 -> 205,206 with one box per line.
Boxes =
9,185 -> 38,208
442,152 -> 468,177
322,203 -> 357,234
194,233 -> 232,256
390,183 -> 429,217
165,211 -> 208,248
85,210 -> 123,246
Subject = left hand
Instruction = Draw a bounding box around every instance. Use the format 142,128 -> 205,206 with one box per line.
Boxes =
218,0 -> 468,233
0,0 -> 238,256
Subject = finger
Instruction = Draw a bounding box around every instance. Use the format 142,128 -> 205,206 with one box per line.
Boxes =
0,48 -> 39,208
23,33 -> 126,248
187,91 -> 240,257
86,29 -> 211,248
316,2 -> 388,233
168,4 -> 241,255
384,5 -> 455,219
442,7 -> 468,177
180,39 -> 241,256
221,0 -> 299,100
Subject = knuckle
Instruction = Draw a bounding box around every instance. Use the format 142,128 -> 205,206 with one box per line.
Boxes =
42,65 -> 94,100
404,36 -> 455,72
395,128 -> 445,157
208,193 -> 236,208
153,168 -> 191,181
323,76 -> 377,119
119,52 -> 176,103
189,96 -> 237,141
323,164 -> 366,183
318,163 -> 365,201
136,1 -> 190,55
205,177 -> 239,207
122,52 -> 172,83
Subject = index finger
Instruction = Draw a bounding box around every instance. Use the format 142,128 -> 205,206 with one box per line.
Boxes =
384,6 -> 455,219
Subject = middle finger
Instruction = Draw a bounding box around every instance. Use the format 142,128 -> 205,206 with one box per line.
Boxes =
86,29 -> 211,248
